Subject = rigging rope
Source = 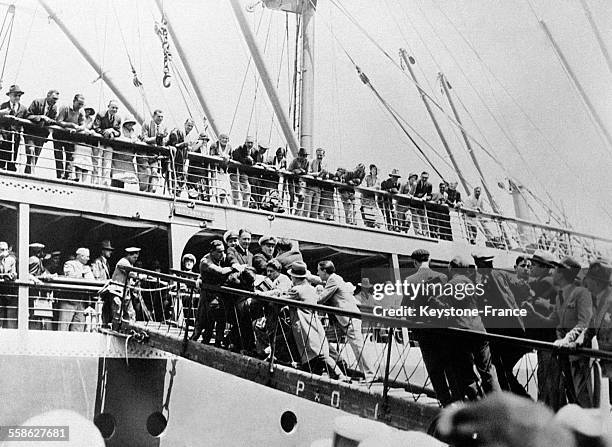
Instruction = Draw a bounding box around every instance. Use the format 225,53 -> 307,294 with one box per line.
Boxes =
0,5 -> 15,90
13,3 -> 37,83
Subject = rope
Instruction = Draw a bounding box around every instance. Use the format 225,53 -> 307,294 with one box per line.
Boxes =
0,6 -> 15,89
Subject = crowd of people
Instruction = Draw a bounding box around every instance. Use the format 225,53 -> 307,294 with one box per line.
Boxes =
2,226 -> 612,410
0,86 -> 493,242
405,247 -> 612,411
0,239 -> 149,331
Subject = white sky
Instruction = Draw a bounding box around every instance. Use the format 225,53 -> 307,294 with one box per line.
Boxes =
3,0 -> 612,237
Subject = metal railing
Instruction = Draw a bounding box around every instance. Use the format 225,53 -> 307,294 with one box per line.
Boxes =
107,266 -> 612,410
1,115 -> 611,263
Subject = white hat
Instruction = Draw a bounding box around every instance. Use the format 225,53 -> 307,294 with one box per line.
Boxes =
75,248 -> 90,256
125,247 -> 141,253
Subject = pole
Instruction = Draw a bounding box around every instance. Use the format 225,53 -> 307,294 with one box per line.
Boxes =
540,20 -> 612,153
38,0 -> 144,124
580,0 -> 612,78
299,0 -> 316,154
154,0 -> 219,139
400,50 -> 470,194
439,72 -> 501,214
229,0 -> 300,156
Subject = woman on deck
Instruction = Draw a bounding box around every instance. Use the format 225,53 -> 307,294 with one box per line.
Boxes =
285,261 -> 348,380
72,107 -> 96,183
110,117 -> 139,188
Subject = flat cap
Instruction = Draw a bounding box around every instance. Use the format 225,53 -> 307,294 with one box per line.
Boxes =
411,248 -> 430,262
29,243 -> 45,249
75,248 -> 90,256
556,256 -> 581,270
125,247 -> 141,253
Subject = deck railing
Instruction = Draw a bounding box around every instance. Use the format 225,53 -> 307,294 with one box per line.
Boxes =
1,115 -> 610,263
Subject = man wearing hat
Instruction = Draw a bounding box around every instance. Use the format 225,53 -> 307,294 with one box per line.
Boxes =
28,243 -> 46,278
92,240 -> 114,281
187,132 -> 211,200
396,173 -> 418,233
402,248 -> 452,404
60,248 -> 94,332
524,256 -> 594,409
166,118 -> 196,196
24,89 -> 59,174
252,235 -> 277,275
93,100 -> 121,186
380,169 -> 402,231
222,230 -> 239,251
523,249 -> 560,407
582,259 -> 612,388
287,147 -> 310,214
110,247 -> 141,323
472,250 -> 530,397
0,84 -> 27,171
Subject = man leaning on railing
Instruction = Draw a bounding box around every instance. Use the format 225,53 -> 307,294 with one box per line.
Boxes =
92,100 -> 121,186
0,85 -> 27,172
24,89 -> 59,175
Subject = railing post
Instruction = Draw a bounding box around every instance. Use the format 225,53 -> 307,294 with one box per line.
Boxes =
182,287 -> 193,355
17,203 -> 30,331
380,326 -> 394,419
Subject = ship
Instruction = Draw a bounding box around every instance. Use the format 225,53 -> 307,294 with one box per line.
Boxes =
1,1 -> 611,445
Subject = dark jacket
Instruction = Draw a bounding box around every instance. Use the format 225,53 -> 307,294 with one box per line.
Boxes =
227,245 -> 253,267
93,111 -> 121,137
477,269 -> 525,332
25,98 -> 57,136
380,177 -> 401,195
402,266 -> 448,308
446,189 -> 462,206
0,101 -> 28,136
413,180 -> 433,200
431,274 -> 486,332
232,144 -> 254,165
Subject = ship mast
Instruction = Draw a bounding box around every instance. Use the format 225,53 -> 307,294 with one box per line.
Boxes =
38,0 -> 144,123
229,0 -> 300,156
439,72 -> 501,214
400,50 -> 470,194
298,0 -> 316,154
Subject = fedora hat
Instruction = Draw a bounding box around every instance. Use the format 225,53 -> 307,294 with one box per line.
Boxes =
585,258 -> 612,284
531,250 -> 558,268
287,261 -> 308,278
358,278 -> 374,289
100,240 -> 114,250
84,107 -> 96,116
6,85 -> 24,96
389,168 -> 401,178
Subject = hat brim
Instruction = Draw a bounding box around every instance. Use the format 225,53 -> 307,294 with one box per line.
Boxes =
6,91 -> 24,96
358,283 -> 373,289
287,269 -> 307,278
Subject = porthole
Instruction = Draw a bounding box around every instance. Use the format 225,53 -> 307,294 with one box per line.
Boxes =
280,410 -> 298,434
93,413 -> 116,440
146,411 -> 168,438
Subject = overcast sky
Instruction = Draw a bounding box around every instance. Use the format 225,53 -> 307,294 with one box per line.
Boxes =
3,0 -> 612,237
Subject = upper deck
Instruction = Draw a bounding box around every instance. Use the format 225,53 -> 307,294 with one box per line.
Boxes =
0,115 -> 610,269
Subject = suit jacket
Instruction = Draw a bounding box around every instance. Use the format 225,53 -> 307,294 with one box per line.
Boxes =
585,287 -> 612,376
0,101 -> 27,137
227,245 -> 253,267
413,180 -> 433,199
402,266 -> 448,308
479,269 -> 525,332
93,111 -> 121,137
318,273 -> 360,327
25,98 -> 57,136
141,120 -> 168,145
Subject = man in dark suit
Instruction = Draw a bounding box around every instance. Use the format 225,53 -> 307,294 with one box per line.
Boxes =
166,118 -> 195,195
0,85 -> 28,171
402,248 -> 452,405
413,171 -> 433,236
24,89 -> 59,174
